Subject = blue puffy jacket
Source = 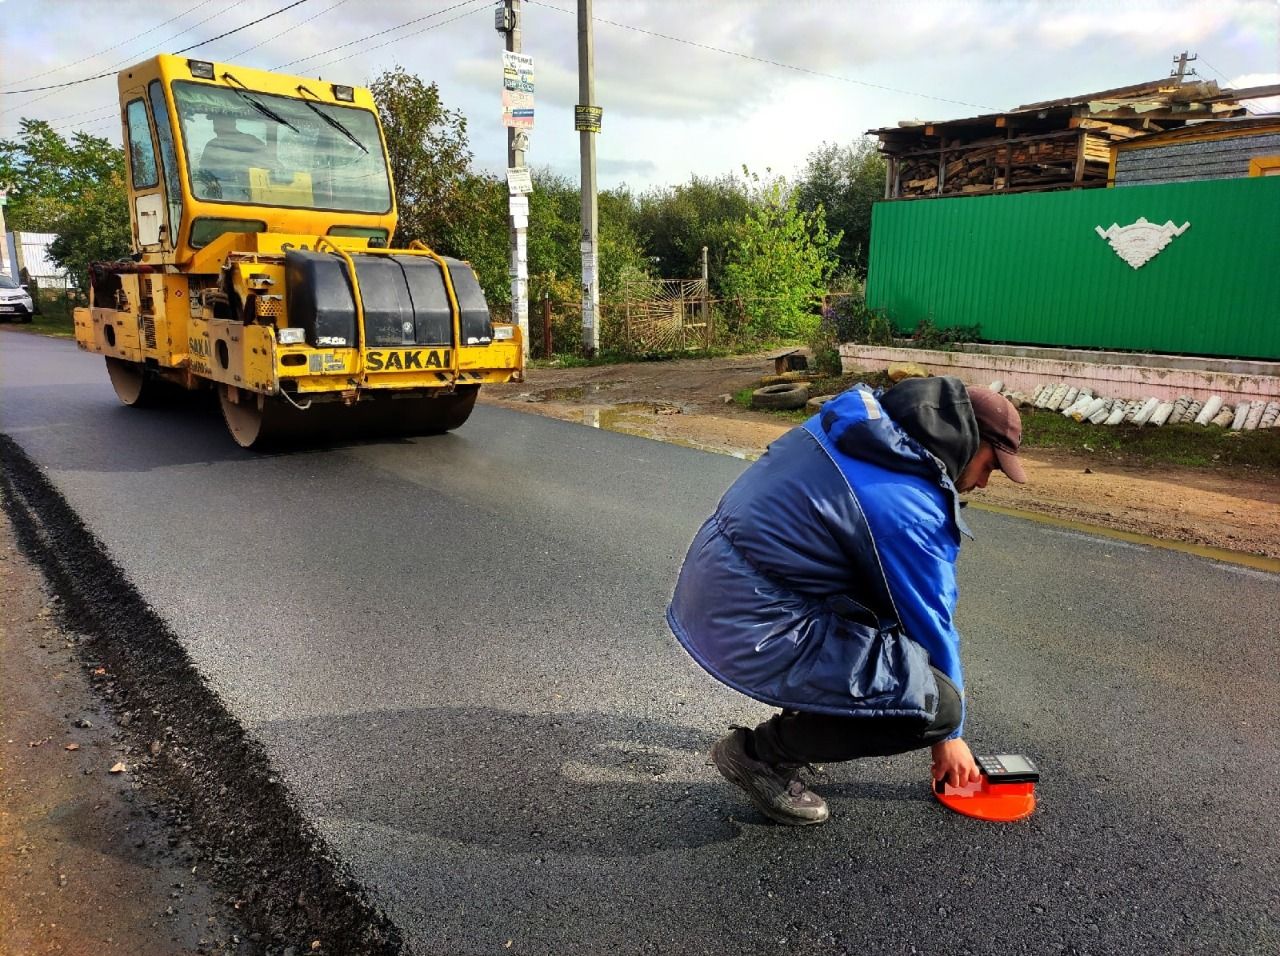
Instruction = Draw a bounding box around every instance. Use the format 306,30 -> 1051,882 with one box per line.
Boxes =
667,376 -> 980,737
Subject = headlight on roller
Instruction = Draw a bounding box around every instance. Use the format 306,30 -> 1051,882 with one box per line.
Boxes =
492,325 -> 515,341
277,328 -> 306,345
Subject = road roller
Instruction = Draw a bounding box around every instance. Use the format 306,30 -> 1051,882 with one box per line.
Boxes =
74,54 -> 522,448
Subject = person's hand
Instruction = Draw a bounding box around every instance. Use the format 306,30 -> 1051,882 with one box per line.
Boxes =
931,737 -> 981,789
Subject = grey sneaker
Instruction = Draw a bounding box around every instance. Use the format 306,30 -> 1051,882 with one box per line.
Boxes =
709,727 -> 829,826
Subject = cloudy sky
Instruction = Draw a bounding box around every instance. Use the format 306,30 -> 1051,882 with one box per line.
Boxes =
2,0 -> 1277,191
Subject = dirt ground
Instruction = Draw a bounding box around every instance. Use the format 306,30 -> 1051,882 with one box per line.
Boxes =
0,517 -> 245,956
482,352 -> 1280,562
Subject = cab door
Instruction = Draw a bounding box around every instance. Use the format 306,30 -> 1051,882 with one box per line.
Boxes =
122,84 -> 184,254
123,97 -> 165,250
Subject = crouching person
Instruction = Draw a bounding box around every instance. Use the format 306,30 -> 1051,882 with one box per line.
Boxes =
667,376 -> 1025,825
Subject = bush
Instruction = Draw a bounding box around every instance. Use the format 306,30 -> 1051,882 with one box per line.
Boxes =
808,290 -> 894,374
910,317 -> 981,350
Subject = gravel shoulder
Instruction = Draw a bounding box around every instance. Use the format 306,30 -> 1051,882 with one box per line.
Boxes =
482,352 -> 1280,561
0,513 -> 245,956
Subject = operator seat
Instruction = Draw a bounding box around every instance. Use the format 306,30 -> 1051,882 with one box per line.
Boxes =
197,117 -> 267,202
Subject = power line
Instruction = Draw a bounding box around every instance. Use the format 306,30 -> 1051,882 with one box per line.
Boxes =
223,0 -> 353,61
525,0 -> 998,112
1197,57 -> 1232,83
174,0 -> 311,55
1,0 -> 310,94
0,0 -> 219,89
273,0 -> 484,71
1195,58 -> 1274,114
0,0 -> 250,116
308,1 -> 491,72
3,0 -> 486,139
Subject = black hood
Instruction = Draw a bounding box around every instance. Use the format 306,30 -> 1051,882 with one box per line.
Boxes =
877,377 -> 980,483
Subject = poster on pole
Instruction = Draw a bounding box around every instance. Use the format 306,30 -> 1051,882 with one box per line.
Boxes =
502,52 -> 535,129
506,166 -> 533,195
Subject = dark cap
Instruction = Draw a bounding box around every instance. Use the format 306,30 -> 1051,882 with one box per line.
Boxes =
967,387 -> 1026,483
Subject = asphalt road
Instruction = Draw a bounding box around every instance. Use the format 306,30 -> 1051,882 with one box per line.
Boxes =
2,330 -> 1277,956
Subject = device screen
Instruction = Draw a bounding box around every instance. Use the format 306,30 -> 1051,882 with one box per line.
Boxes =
994,754 -> 1036,775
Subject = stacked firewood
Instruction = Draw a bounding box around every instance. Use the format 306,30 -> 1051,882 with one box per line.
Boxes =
894,117 -> 1159,197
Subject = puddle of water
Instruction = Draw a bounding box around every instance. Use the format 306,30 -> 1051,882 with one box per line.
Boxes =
540,382 -> 622,401
582,403 -> 755,460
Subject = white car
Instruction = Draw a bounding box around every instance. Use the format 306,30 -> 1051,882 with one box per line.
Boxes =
0,274 -> 34,322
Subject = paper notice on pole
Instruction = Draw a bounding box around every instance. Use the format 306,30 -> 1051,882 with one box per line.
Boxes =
507,166 -> 532,195
502,52 -> 535,129
512,214 -> 528,229
508,194 -> 529,217
581,251 -> 597,288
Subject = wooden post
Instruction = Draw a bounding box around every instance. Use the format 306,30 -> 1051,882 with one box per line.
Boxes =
542,294 -> 552,357
1003,123 -> 1013,192
701,245 -> 710,348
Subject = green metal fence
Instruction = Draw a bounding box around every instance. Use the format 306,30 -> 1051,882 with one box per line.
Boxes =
865,176 -> 1280,360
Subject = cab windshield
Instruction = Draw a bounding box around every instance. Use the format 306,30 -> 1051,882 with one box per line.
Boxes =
171,80 -> 392,214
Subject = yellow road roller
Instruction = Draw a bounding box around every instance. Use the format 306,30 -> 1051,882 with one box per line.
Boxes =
74,55 -> 522,448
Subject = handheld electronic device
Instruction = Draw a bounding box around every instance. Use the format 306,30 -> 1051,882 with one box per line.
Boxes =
933,753 -> 1040,822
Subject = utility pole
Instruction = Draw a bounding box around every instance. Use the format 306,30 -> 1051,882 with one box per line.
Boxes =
576,0 -> 600,355
496,0 -> 530,357
0,189 -> 9,280
1171,51 -> 1197,82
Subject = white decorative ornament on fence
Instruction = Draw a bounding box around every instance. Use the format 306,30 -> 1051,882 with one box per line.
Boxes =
1094,217 -> 1190,269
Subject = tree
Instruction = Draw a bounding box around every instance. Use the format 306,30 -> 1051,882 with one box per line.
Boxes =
794,138 -> 886,280
521,170 -> 647,308
634,174 -> 751,294
435,169 -> 649,318
0,119 -> 131,289
369,66 -> 472,249
0,119 -> 124,230
47,171 -> 133,290
438,171 -> 510,307
721,172 -> 841,341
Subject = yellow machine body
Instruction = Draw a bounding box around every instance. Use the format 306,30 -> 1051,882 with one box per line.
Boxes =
74,55 -> 522,446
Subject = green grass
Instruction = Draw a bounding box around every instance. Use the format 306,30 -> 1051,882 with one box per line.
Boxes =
736,374 -> 1280,477
1021,407 -> 1280,473
5,295 -> 77,338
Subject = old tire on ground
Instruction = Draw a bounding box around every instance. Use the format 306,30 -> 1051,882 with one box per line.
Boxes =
751,382 -> 810,410
806,394 -> 836,413
105,357 -> 162,408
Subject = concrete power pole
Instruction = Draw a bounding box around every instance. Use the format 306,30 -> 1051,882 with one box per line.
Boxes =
0,190 -> 9,280
1171,51 -> 1197,81
576,0 -> 600,355
497,0 -> 530,357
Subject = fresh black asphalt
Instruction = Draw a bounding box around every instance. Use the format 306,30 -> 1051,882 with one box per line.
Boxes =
2,331 -> 1277,956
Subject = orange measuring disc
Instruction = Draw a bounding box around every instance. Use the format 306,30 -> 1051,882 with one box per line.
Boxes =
933,754 -> 1039,822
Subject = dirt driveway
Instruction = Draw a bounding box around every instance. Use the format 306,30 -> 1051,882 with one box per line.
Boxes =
482,352 -> 1280,562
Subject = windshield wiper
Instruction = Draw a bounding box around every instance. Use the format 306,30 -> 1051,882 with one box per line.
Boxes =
220,72 -> 301,134
295,85 -> 369,154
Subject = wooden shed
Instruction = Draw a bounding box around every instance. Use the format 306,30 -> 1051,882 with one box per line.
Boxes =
869,79 -> 1278,200
1110,116 -> 1280,186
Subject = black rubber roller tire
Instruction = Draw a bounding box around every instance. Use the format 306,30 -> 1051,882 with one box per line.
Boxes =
751,382 -> 810,410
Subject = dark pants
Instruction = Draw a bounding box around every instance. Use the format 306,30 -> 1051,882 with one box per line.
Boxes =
750,668 -> 962,766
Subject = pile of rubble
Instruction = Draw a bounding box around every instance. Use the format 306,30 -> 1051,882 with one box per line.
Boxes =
992,380 -> 1280,431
